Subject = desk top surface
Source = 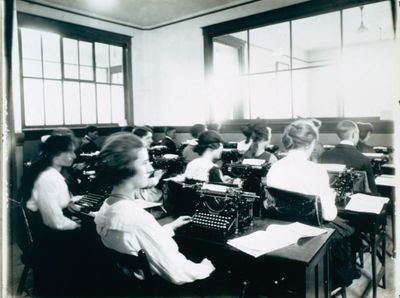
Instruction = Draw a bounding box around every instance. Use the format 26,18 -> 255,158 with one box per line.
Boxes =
375,175 -> 396,187
172,217 -> 334,265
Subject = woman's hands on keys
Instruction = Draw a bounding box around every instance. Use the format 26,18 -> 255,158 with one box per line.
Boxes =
170,216 -> 192,230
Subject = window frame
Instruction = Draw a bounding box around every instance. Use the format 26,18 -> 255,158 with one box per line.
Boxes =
203,0 -> 395,122
17,12 -> 133,129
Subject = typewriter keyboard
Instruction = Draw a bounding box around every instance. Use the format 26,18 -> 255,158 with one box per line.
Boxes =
191,213 -> 234,231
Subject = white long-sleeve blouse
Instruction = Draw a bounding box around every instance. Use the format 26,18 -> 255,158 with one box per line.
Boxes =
266,150 -> 338,221
26,167 -> 79,230
94,199 -> 215,285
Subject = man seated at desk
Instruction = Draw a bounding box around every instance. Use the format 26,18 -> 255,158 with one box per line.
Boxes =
319,120 -> 378,194
161,126 -> 178,154
79,125 -> 100,154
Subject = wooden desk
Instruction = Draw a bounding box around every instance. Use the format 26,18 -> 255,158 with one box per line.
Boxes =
175,218 -> 334,298
375,174 -> 396,258
338,206 -> 387,298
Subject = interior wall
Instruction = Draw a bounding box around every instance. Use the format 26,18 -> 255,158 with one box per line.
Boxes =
134,0 -> 308,126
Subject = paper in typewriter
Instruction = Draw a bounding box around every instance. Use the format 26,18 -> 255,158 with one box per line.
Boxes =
345,193 -> 389,214
201,183 -> 229,192
241,159 -> 266,166
227,222 -> 326,258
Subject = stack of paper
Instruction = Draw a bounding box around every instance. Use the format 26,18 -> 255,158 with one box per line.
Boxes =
132,199 -> 163,209
345,193 -> 389,214
227,222 -> 326,258
375,175 -> 396,187
242,159 -> 265,166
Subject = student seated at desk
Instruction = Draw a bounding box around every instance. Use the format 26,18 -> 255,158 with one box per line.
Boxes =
356,122 -> 375,153
94,133 -> 215,285
266,119 -> 359,289
182,123 -> 207,162
319,120 -> 378,194
133,126 -> 163,202
21,135 -> 83,296
237,124 -> 253,154
184,131 -> 231,184
242,124 -> 277,164
79,125 -> 100,154
161,126 -> 178,154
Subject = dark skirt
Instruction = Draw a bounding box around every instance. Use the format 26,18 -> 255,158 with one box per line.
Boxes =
323,216 -> 360,288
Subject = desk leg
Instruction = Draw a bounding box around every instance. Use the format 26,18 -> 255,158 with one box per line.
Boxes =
318,257 -> 325,298
392,203 -> 396,258
382,229 -> 386,289
371,231 -> 377,298
325,248 -> 331,298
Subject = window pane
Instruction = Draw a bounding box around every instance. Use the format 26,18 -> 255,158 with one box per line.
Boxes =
79,41 -> 93,65
81,83 -> 97,124
342,1 -> 397,118
44,80 -> 63,125
249,72 -> 291,119
80,65 -> 93,81
110,46 -> 123,83
292,66 -> 342,118
23,78 -> 44,126
63,38 -> 79,79
292,12 -> 341,68
21,28 -> 41,60
43,62 -> 61,79
42,32 -> 60,62
96,84 -> 111,123
212,41 -> 249,121
95,43 -> 110,83
63,81 -> 81,124
249,23 -> 290,73
64,64 -> 79,79
63,38 -> 78,64
23,59 -> 42,77
111,85 -> 125,123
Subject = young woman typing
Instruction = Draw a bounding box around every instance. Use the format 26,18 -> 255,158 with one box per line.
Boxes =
21,135 -> 83,296
242,125 -> 278,164
266,119 -> 359,289
94,133 -> 215,287
184,131 -> 232,184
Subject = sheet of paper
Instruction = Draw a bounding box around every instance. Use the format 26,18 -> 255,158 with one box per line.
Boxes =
319,163 -> 346,172
345,193 -> 389,214
163,175 -> 185,182
163,154 -> 179,159
227,222 -> 326,258
375,175 -> 396,187
242,159 -> 265,166
363,153 -> 385,158
201,183 -> 229,193
132,199 -> 163,209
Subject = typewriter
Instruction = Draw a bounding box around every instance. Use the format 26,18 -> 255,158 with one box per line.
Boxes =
184,184 -> 258,239
152,155 -> 185,177
74,192 -> 108,217
149,145 -> 170,159
223,142 -> 238,149
222,161 -> 270,180
327,168 -> 363,207
221,149 -> 242,164
373,146 -> 393,155
363,153 -> 390,176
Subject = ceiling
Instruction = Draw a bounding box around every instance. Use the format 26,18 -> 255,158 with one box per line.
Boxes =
22,0 -> 263,28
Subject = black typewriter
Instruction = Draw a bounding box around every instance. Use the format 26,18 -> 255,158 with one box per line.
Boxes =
222,162 -> 270,180
152,156 -> 185,176
182,185 -> 258,239
328,169 -> 363,207
221,149 -> 242,164
149,145 -> 169,159
74,192 -> 108,217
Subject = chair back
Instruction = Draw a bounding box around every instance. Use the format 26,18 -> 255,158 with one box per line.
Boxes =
264,187 -> 323,226
105,248 -> 152,281
10,199 -> 34,263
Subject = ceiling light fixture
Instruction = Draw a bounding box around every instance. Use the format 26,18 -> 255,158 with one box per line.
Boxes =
358,6 -> 368,33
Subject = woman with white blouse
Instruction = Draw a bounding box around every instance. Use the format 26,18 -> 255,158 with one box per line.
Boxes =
94,133 -> 215,288
21,135 -> 83,296
266,119 -> 359,289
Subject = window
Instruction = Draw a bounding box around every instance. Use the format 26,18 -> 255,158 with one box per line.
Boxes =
19,15 -> 131,127
207,0 -> 397,121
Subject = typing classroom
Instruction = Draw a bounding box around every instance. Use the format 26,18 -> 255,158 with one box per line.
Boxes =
2,0 -> 399,297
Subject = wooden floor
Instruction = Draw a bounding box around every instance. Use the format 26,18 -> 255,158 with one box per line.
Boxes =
7,217 -> 397,298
